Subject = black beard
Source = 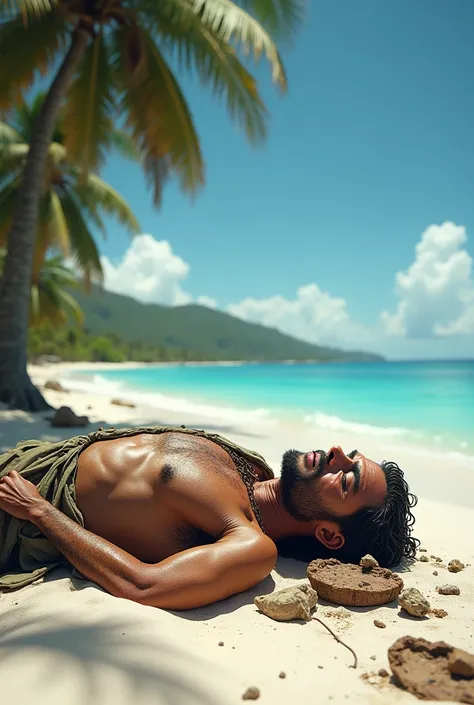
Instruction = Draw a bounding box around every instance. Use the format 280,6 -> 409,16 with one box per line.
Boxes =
280,449 -> 328,522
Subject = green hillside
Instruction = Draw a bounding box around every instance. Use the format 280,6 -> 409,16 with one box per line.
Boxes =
71,287 -> 383,362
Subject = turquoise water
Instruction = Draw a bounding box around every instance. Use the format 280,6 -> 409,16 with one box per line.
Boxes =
72,361 -> 474,455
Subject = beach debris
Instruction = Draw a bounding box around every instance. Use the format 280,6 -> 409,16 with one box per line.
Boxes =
278,672 -> 286,679
435,557 -> 443,563
45,379 -> 68,393
438,584 -> 460,595
218,641 -> 224,646
449,649 -> 474,678
254,584 -> 317,622
307,558 -> 403,607
370,655 -> 377,660
51,406 -> 89,427
419,548 -> 427,552
388,636 -> 474,702
448,559 -> 465,573
111,398 -> 136,408
419,555 -> 429,562
374,619 -> 386,629
312,617 -> 358,669
430,554 -> 437,559
433,570 -> 438,576
378,668 -> 389,678
431,608 -> 448,619
398,588 -> 430,617
360,554 -> 379,570
242,687 -> 260,700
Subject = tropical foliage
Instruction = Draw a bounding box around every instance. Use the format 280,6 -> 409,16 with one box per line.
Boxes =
0,93 -> 140,285
0,247 -> 84,325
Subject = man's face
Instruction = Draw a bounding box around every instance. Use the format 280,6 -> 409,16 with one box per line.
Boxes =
280,445 -> 387,522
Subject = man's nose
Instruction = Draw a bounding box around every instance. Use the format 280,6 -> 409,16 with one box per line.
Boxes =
327,446 -> 353,471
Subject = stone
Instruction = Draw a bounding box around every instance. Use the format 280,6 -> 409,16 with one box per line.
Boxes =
431,608 -> 448,618
51,406 -> 89,428
307,558 -> 403,607
374,619 -> 386,629
438,584 -> 460,595
111,398 -> 136,408
398,588 -> 430,617
45,379 -> 68,392
449,649 -> 474,678
419,555 -> 429,562
388,636 -> 474,702
218,641 -> 224,646
360,554 -> 379,569
378,669 -> 389,677
436,557 -> 443,563
242,687 -> 260,700
278,672 -> 286,679
419,548 -> 427,552
448,559 -> 465,573
370,655 -> 376,660
254,584 -> 317,622
433,570 -> 438,576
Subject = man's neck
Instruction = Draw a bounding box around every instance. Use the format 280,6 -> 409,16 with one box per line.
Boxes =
253,479 -> 315,542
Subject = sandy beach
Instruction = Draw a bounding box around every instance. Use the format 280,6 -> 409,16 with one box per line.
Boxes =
1,362 -> 473,705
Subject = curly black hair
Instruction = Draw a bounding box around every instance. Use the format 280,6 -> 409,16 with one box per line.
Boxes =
277,460 -> 419,568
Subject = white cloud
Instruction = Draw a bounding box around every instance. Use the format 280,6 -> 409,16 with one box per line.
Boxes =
381,222 -> 474,337
101,234 -> 192,306
197,295 -> 218,309
226,284 -> 367,348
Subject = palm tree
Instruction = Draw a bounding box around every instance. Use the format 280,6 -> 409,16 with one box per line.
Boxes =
0,247 -> 84,326
0,93 -> 140,290
0,0 -> 301,410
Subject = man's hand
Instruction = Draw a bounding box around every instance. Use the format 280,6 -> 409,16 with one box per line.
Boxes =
0,470 -> 47,521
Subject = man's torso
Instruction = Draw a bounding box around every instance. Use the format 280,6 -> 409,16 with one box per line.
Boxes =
76,432 -> 262,562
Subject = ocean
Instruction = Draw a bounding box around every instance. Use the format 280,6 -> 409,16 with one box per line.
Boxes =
66,360 -> 474,457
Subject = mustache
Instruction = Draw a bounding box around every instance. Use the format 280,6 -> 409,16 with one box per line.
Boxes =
313,449 -> 328,476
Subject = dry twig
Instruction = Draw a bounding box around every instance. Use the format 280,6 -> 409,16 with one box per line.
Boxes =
312,617 -> 358,669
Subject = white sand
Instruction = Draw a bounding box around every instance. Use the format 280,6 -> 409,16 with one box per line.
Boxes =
1,362 -> 473,705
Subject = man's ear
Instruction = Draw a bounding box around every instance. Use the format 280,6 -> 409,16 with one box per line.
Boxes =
314,520 -> 345,550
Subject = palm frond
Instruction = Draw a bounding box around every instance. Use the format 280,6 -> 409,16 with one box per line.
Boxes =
63,30 -> 114,173
48,189 -> 70,256
0,121 -> 22,144
239,0 -> 305,39
59,187 -> 103,284
109,127 -> 140,161
80,171 -> 140,234
153,4 -> 267,143
112,23 -> 204,205
1,1 -> 58,18
0,11 -> 69,112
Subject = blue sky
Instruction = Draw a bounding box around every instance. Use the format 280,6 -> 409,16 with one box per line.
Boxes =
95,0 -> 474,360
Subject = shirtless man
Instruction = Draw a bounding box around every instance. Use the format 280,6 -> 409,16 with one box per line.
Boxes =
0,428 -> 418,610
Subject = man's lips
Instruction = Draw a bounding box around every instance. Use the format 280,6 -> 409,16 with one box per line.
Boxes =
305,451 -> 321,470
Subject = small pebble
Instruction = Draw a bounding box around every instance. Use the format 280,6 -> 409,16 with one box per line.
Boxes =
279,672 -> 286,679
242,687 -> 260,701
438,584 -> 460,595
370,655 -> 377,660
430,554 -> 436,559
431,608 -> 448,618
435,557 -> 442,563
433,571 -> 438,576
218,641 -> 224,646
419,555 -> 429,562
419,548 -> 427,552
359,581 -> 370,587
317,665 -> 324,669
360,554 -> 379,569
448,559 -> 465,573
374,620 -> 386,629
378,668 -> 389,678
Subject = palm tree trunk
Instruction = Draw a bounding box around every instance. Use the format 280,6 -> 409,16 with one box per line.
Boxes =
0,28 -> 88,411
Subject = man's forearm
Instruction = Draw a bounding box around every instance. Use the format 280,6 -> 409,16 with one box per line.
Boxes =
30,502 -> 143,599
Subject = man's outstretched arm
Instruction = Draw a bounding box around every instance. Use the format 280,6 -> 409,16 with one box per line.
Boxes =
0,470 -> 277,610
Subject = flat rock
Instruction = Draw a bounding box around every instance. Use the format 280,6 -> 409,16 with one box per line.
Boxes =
51,406 -> 89,427
431,608 -> 448,618
448,559 -> 465,573
388,636 -> 474,702
438,584 -> 460,595
254,584 -> 317,622
398,588 -> 430,617
307,558 -> 403,607
45,379 -> 68,392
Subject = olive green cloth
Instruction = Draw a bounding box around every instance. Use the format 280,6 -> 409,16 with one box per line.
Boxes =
0,425 -> 274,591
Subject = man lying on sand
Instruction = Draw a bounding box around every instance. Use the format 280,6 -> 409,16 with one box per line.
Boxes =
0,425 -> 418,610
